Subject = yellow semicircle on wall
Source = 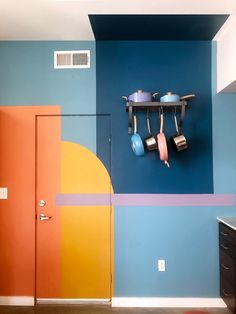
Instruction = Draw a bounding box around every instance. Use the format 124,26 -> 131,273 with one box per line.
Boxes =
60,141 -> 113,299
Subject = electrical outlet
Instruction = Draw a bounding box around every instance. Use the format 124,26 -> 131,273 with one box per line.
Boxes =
0,187 -> 8,199
158,259 -> 165,271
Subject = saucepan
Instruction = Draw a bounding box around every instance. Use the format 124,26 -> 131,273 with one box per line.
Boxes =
157,109 -> 170,167
131,113 -> 144,156
122,90 -> 159,102
160,92 -> 195,102
144,109 -> 158,151
170,109 -> 188,152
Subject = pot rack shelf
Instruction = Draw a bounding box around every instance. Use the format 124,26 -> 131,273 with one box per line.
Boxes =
126,100 -> 188,134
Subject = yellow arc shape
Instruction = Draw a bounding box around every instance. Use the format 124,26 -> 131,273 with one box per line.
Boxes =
60,141 -> 113,299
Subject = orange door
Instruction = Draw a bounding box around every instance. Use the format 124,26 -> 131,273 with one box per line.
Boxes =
36,115 -> 112,302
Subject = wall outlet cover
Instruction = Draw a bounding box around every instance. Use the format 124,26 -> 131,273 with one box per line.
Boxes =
0,188 -> 8,199
158,259 -> 166,272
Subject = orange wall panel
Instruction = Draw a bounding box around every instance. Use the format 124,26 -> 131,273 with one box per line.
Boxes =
0,106 -> 60,296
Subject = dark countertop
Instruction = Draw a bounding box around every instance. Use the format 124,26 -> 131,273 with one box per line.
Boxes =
217,217 -> 236,231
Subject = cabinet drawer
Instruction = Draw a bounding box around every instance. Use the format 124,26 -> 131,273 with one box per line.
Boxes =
219,223 -> 236,246
220,237 -> 235,259
220,277 -> 235,313
220,249 -> 235,285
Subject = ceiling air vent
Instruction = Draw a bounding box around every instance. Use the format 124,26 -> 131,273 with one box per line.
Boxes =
54,50 -> 90,69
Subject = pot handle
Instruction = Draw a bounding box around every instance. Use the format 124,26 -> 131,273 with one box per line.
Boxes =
152,92 -> 159,99
179,104 -> 186,130
180,94 -> 195,101
128,105 -> 133,134
164,160 -> 170,168
160,113 -> 164,133
133,114 -> 137,134
122,96 -> 128,101
146,109 -> 151,135
174,114 -> 180,135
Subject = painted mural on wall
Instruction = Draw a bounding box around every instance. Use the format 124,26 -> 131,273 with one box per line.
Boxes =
1,41 -> 236,302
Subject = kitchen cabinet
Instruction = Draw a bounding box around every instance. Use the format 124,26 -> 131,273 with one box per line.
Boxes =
219,220 -> 236,313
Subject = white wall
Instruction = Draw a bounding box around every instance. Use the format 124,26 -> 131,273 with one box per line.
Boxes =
217,15 -> 236,92
212,40 -> 236,193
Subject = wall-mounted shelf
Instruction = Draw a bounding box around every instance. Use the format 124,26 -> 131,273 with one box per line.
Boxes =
126,100 -> 188,134
126,100 -> 187,111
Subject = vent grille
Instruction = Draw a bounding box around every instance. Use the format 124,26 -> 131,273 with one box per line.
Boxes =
54,50 -> 90,69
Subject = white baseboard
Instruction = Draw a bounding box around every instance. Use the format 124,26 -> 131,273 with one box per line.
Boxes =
36,298 -> 110,305
0,296 -> 226,308
0,296 -> 34,306
111,297 -> 227,308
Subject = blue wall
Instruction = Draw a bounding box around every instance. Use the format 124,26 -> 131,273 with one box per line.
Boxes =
96,41 -> 213,193
0,41 -> 97,152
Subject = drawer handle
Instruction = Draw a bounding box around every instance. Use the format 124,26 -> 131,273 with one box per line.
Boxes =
221,263 -> 230,270
221,244 -> 229,250
221,231 -> 229,236
223,289 -> 232,297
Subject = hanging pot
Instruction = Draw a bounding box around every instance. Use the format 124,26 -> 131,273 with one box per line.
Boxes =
157,110 -> 170,167
122,90 -> 159,103
131,113 -> 145,156
160,92 -> 195,102
170,110 -> 188,152
144,109 -> 158,151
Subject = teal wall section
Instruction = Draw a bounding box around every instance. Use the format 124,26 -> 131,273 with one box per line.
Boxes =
212,41 -> 236,194
62,116 -> 97,154
115,205 -> 236,297
0,41 -> 97,152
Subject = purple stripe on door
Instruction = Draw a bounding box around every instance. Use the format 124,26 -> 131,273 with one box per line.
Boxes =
55,194 -> 235,207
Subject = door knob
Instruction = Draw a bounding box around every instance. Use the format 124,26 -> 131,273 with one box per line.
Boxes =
39,213 -> 52,221
39,200 -> 46,207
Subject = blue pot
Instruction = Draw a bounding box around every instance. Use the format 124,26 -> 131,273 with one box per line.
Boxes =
122,90 -> 159,103
131,114 -> 144,156
160,92 -> 180,102
131,133 -> 144,156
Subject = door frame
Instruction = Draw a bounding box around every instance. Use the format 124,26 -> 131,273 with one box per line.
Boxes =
34,113 -> 113,305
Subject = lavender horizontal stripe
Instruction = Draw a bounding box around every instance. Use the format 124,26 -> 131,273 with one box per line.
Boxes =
56,194 -> 235,207
56,194 -> 111,206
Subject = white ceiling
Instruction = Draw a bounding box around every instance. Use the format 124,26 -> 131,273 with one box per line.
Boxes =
0,0 -> 235,40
